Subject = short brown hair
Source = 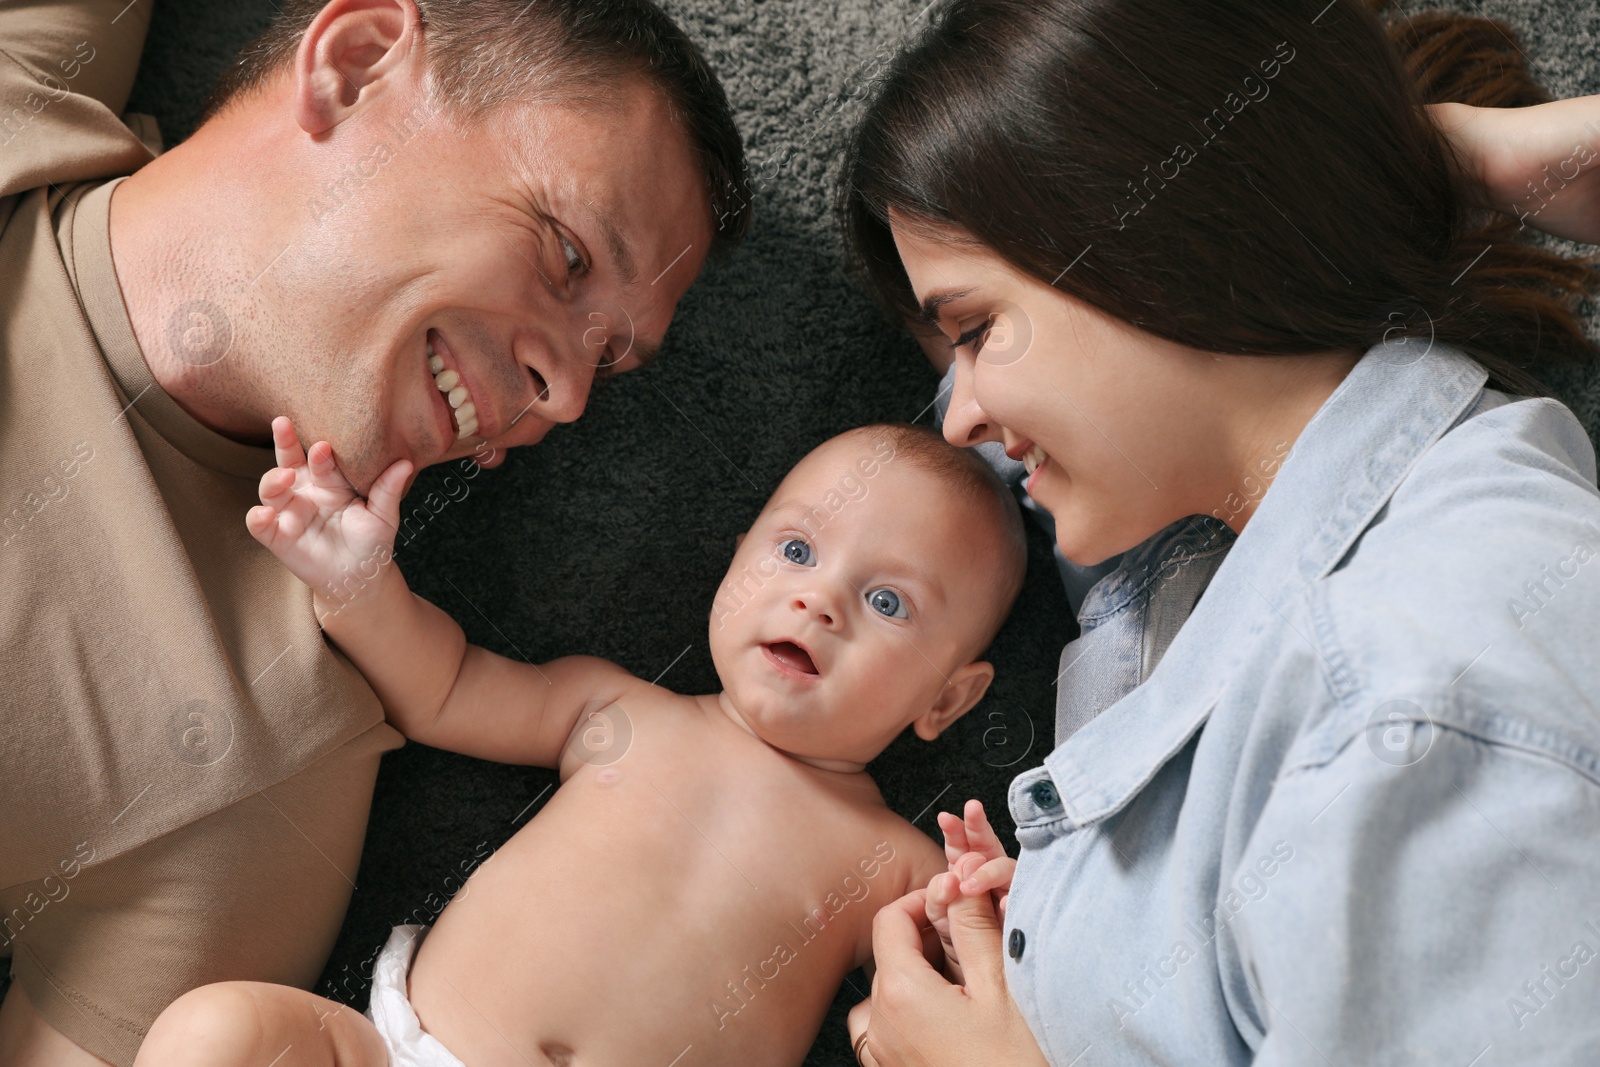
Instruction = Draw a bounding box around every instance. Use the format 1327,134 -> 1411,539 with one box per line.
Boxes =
205,0 -> 751,254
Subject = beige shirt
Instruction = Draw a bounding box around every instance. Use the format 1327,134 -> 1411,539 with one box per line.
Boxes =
0,1 -> 395,892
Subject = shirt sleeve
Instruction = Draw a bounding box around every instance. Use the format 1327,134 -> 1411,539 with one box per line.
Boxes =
0,0 -> 156,197
1226,722 -> 1600,1064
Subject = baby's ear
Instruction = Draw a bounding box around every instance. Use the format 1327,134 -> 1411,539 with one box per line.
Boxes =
912,661 -> 995,741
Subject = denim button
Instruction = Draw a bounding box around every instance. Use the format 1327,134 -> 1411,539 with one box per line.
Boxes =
1031,779 -> 1059,810
1009,927 -> 1026,961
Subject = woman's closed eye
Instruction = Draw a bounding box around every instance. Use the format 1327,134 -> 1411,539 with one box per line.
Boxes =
866,587 -> 908,619
950,317 -> 992,354
780,538 -> 815,566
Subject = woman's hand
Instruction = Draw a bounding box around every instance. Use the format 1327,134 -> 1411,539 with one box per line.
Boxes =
1430,95 -> 1600,243
848,887 -> 1049,1067
245,416 -> 411,616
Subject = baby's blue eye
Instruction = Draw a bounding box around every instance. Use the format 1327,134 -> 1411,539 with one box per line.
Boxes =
780,538 -> 814,566
867,588 -> 907,618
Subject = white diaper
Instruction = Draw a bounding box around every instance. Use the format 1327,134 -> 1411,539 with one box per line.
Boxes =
365,925 -> 466,1067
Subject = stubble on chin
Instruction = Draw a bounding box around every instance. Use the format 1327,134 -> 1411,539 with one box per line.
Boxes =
319,360 -> 405,495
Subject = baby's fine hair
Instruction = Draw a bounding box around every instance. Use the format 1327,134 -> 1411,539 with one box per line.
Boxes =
843,422 -> 1028,653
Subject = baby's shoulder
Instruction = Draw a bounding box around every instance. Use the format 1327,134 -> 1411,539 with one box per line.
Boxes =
830,790 -> 943,890
551,667 -> 703,776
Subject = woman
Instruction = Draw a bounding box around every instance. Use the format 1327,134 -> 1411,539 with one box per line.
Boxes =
839,0 -> 1600,1063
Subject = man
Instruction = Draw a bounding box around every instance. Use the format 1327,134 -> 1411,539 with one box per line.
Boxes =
0,1 -> 748,1063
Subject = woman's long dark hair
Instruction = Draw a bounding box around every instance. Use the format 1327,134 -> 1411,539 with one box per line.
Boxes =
840,0 -> 1599,397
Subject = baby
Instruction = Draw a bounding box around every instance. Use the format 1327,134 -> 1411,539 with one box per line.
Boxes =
135,421 -> 1025,1067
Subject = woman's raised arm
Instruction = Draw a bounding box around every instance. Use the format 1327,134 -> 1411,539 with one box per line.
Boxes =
1432,95 -> 1600,244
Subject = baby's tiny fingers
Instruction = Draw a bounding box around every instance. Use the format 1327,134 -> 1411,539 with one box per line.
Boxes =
937,810 -> 970,862
964,799 -> 1008,859
366,459 -> 412,531
270,416 -> 306,471
305,441 -> 348,491
959,856 -> 1017,896
244,504 -> 277,543
257,466 -> 298,510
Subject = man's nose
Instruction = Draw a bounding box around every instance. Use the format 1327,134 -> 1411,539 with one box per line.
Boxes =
529,343 -> 598,425
941,356 -> 1001,447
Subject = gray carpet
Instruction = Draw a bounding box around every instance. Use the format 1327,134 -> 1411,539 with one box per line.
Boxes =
104,1 -> 1600,1064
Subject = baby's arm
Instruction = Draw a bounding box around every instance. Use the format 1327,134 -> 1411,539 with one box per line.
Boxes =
246,418 -> 634,766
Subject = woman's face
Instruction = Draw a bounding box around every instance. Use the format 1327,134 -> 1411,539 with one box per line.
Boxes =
890,218 -> 1224,565
891,215 -> 1356,566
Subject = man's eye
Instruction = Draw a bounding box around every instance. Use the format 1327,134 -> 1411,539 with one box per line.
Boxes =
558,232 -> 586,275
780,539 -> 814,566
867,588 -> 907,618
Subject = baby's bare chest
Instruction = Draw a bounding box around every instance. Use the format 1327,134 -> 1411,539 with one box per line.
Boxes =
412,737 -> 910,1061
539,740 -> 903,918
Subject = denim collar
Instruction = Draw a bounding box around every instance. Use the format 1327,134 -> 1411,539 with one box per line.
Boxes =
1073,513 -> 1235,634
1039,341 -> 1490,829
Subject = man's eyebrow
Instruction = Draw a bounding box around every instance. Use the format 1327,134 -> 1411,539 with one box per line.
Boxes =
917,287 -> 977,328
597,211 -> 637,287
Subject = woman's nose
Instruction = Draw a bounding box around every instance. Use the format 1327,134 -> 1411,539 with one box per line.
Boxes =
941,356 -> 1001,447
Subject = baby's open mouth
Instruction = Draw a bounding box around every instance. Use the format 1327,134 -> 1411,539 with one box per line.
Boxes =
764,640 -> 818,676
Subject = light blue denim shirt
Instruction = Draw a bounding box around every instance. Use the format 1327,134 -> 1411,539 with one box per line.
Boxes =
986,341 -> 1600,1064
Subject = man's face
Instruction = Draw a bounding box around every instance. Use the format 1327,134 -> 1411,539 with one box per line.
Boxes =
269,77 -> 714,491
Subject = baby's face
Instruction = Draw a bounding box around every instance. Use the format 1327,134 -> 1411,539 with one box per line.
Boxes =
708,435 -> 1000,767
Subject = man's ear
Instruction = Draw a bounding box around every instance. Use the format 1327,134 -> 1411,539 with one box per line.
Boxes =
295,0 -> 421,136
912,660 -> 995,742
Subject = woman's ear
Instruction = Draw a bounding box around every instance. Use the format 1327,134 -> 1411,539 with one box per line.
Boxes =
913,660 -> 996,741
294,0 -> 421,136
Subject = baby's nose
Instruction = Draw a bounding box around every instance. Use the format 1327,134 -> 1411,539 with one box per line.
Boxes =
792,594 -> 836,627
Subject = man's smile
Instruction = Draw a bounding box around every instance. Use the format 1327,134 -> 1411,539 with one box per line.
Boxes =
425,328 -> 482,441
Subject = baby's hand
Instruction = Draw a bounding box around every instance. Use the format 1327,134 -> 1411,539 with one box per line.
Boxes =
928,800 -> 1016,984
245,416 -> 411,614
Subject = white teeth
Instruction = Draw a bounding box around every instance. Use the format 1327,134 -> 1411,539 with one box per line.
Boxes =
426,338 -> 480,441
1023,444 -> 1048,474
